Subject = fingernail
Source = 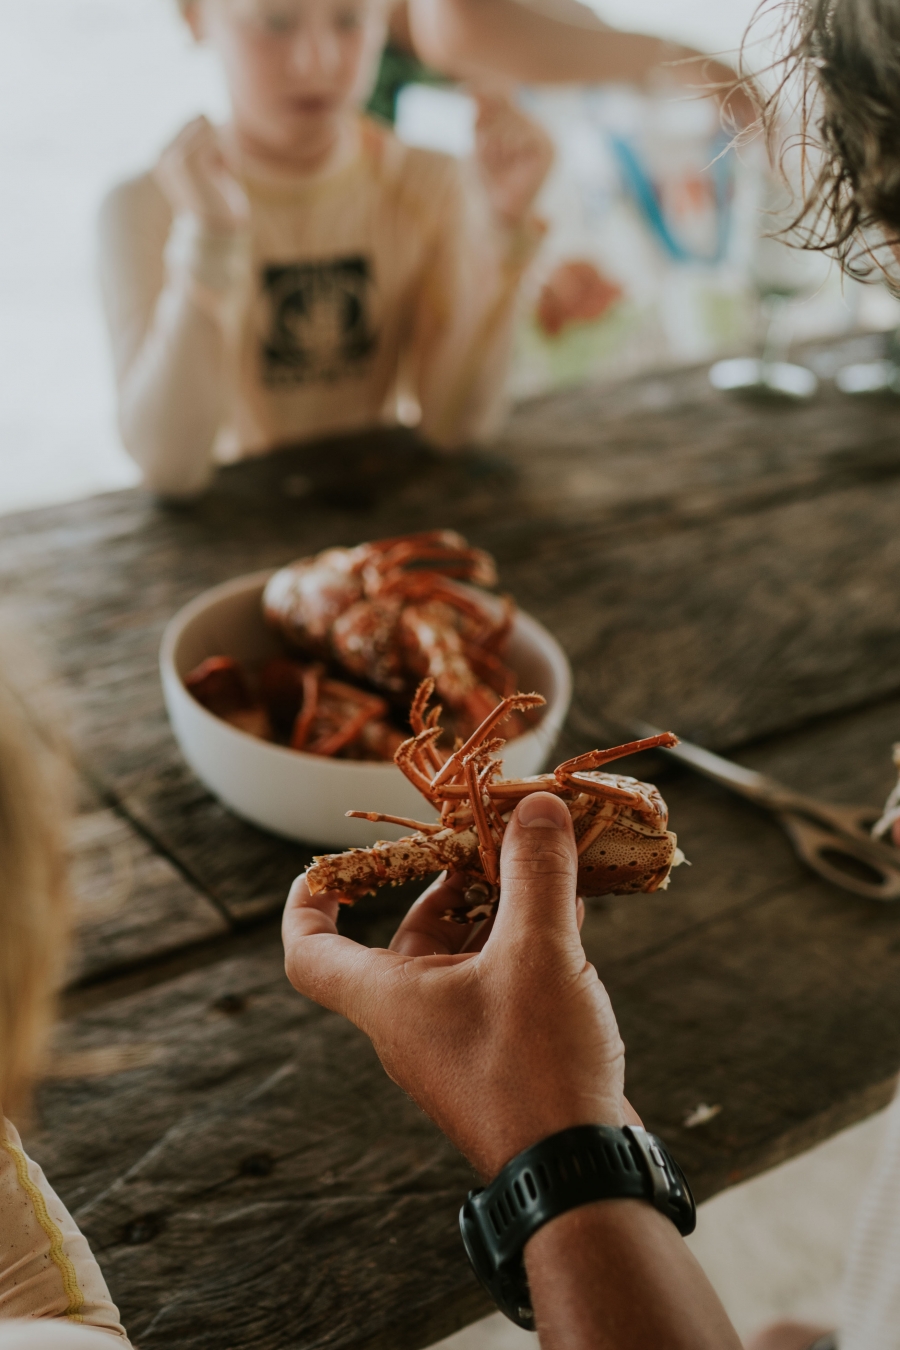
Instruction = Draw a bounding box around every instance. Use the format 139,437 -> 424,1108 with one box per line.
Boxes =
517,792 -> 569,829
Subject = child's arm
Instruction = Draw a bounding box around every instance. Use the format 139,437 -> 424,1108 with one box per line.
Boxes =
407,94 -> 552,447
98,119 -> 248,498
0,1120 -> 130,1341
401,0 -> 752,123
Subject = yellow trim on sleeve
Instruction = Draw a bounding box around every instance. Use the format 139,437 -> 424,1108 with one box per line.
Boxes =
0,1137 -> 85,1322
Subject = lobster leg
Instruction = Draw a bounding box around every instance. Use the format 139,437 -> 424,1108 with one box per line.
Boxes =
409,678 -> 435,733
464,758 -> 500,886
557,774 -> 647,809
432,774 -> 560,801
409,679 -> 445,774
481,763 -> 508,838
431,692 -> 546,789
575,802 -> 618,856
346,811 -> 444,835
308,700 -> 383,758
557,772 -> 668,832
290,665 -> 322,751
554,733 -> 678,781
395,729 -> 443,802
373,535 -> 497,587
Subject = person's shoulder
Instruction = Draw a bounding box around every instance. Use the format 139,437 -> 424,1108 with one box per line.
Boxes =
359,115 -> 463,207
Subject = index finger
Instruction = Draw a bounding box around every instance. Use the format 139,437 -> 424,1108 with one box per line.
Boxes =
389,872 -> 484,956
282,874 -> 397,1027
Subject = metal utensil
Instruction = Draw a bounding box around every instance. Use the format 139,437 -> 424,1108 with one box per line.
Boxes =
632,721 -> 900,902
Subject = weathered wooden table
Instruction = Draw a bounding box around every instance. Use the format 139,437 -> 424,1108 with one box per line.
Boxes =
5,333 -> 900,1349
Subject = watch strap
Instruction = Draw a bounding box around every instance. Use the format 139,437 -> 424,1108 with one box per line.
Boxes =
459,1124 -> 696,1330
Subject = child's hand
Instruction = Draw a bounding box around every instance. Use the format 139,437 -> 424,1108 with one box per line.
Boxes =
473,90 -> 554,231
155,116 -> 249,235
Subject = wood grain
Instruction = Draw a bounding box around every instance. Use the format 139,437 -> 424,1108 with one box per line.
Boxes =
26,685 -> 900,1349
67,778 -> 228,986
30,945 -> 490,1350
5,343 -> 900,1347
2,358 -> 900,923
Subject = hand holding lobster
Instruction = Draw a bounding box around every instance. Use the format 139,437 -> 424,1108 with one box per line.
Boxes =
285,790 -> 639,1181
307,679 -> 683,917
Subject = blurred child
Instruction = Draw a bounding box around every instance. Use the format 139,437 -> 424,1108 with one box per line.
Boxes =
0,665 -> 131,1345
98,0 -> 553,497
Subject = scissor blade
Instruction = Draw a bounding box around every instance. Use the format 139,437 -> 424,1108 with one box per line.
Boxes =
631,719 -> 773,802
631,719 -> 900,875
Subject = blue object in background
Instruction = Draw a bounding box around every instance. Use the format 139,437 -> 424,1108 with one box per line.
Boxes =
609,132 -> 735,265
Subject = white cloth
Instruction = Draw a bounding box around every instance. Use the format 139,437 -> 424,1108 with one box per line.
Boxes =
0,1326 -> 121,1350
98,116 -> 542,497
0,1120 -> 128,1343
839,1081 -> 900,1350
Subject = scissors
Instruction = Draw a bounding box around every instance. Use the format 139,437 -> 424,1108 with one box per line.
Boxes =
631,721 -> 900,902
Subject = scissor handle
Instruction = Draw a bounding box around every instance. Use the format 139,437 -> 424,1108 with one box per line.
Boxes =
766,795 -> 894,845
778,812 -> 900,902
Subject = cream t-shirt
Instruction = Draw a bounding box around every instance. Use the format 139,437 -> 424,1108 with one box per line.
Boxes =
0,1119 -> 129,1342
98,116 -> 542,497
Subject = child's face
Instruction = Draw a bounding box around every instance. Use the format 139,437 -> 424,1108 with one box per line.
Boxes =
191,0 -> 387,160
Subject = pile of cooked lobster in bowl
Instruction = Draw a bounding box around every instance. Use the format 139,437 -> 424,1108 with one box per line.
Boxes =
160,531 -> 574,848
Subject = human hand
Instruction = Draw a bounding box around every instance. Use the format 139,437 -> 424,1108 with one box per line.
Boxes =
472,89 -> 554,231
283,791 -> 639,1180
743,1321 -> 834,1350
155,116 -> 249,235
536,259 -> 623,337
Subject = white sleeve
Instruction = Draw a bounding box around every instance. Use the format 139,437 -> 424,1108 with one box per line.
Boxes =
405,162 -> 544,449
0,1325 -> 125,1350
96,173 -> 249,498
838,1080 -> 900,1350
0,1120 -> 130,1343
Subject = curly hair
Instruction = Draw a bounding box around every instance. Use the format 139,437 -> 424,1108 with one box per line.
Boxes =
749,0 -> 900,278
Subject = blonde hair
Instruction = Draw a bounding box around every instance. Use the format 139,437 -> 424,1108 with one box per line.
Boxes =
0,656 -> 71,1118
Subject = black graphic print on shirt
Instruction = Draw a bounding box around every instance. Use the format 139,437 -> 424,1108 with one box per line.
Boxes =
259,255 -> 377,387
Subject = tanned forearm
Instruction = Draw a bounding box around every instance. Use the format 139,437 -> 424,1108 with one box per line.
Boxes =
525,1200 -> 742,1350
395,0 -> 753,122
403,0 -> 717,89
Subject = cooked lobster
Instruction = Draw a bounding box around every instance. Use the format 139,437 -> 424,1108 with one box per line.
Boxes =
263,531 -> 519,739
306,680 -> 684,920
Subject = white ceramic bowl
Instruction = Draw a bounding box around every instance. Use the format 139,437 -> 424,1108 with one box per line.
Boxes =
160,570 -> 572,849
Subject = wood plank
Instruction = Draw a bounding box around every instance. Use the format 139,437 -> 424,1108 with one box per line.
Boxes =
67,778 -> 229,986
610,871 -> 900,1200
579,692 -> 900,968
27,719 -> 900,1350
7,342 -> 900,1349
2,416 -> 900,923
30,943 -> 490,1350
1,353 -> 899,923
30,471 -> 900,923
496,333 -> 900,533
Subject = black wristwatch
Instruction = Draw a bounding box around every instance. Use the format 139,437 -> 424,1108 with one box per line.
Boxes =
459,1124 -> 696,1330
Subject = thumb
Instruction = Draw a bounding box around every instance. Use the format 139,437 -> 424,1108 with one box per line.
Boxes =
490,791 -> 580,946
